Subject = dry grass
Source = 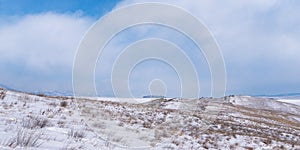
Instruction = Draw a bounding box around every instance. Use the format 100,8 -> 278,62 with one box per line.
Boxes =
234,105 -> 300,130
22,115 -> 49,129
68,128 -> 86,141
4,128 -> 43,148
69,96 -> 300,148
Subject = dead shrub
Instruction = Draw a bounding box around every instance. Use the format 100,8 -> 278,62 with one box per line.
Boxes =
2,102 -> 9,109
0,89 -> 6,100
60,101 -> 68,107
262,138 -> 272,145
22,115 -> 49,129
37,93 -> 46,97
4,128 -> 43,148
68,128 -> 86,141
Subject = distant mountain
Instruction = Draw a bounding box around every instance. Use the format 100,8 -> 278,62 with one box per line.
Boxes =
0,84 -> 15,91
0,83 -> 73,96
33,90 -> 73,97
254,93 -> 300,99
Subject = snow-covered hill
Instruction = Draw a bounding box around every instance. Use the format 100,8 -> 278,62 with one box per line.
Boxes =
277,99 -> 300,107
0,88 -> 299,149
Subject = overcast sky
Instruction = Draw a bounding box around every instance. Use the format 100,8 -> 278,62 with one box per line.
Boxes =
0,0 -> 299,97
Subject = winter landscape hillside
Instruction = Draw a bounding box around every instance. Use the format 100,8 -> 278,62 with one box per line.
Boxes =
0,88 -> 299,149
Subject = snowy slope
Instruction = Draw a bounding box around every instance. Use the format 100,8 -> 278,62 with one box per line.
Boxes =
227,95 -> 300,114
277,99 -> 300,106
0,88 -> 299,149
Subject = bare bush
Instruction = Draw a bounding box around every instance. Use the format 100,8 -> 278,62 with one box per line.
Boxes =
22,115 -> 49,129
60,101 -> 68,107
48,102 -> 58,107
60,141 -> 84,150
2,102 -> 8,109
112,137 -> 123,143
37,93 -> 46,97
5,128 -> 43,148
68,128 -> 86,140
23,95 -> 30,101
0,89 -> 6,100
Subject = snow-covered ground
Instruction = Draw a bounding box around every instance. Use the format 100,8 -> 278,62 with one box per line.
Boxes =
0,88 -> 299,149
277,99 -> 300,106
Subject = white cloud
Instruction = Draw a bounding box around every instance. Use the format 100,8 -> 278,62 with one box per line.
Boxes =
0,12 -> 94,91
113,0 -> 300,95
0,12 -> 93,71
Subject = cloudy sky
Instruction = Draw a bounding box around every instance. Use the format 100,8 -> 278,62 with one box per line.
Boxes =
0,0 -> 299,97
